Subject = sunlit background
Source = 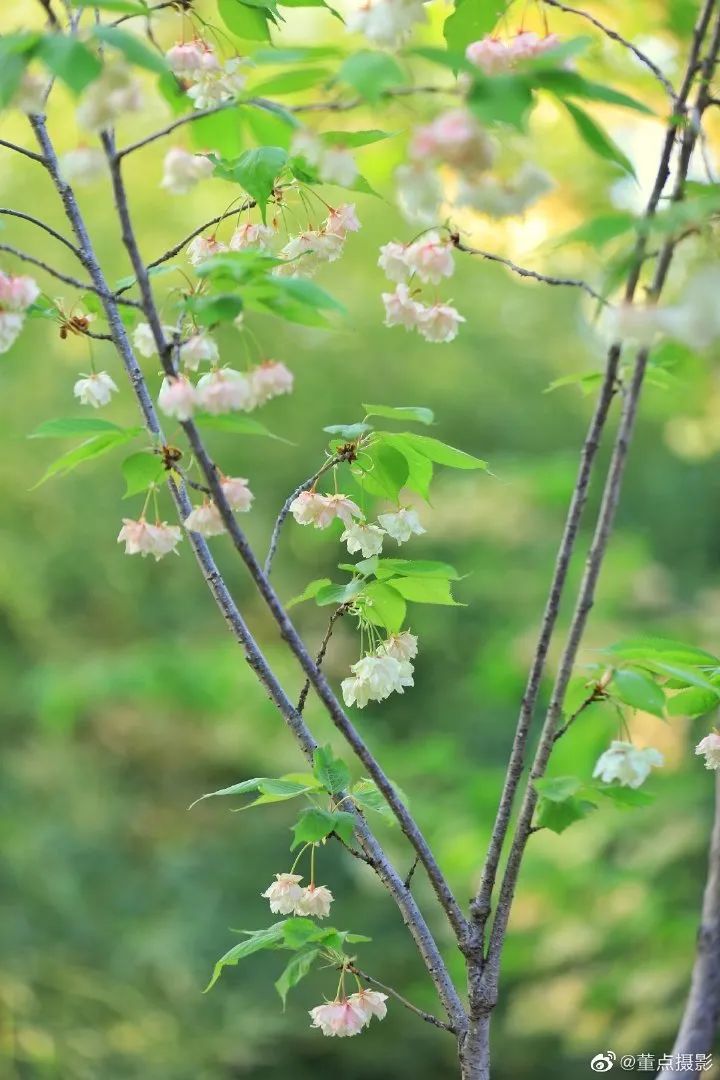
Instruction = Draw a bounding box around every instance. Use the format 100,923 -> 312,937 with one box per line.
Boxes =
2,0 -> 720,1076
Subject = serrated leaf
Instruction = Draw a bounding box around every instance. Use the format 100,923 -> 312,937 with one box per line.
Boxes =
536,795 -> 596,834
291,807 -> 355,848
221,146 -> 288,222
361,581 -> 406,633
275,947 -> 319,1007
38,34 -> 102,94
188,777 -> 269,809
313,745 -> 350,795
324,422 -> 372,439
386,432 -> 487,470
563,100 -> 636,177
372,558 -> 460,580
666,686 -> 719,718
287,578 -> 333,608
596,785 -> 655,808
363,404 -> 434,426
92,26 -> 168,74
384,576 -> 461,606
121,451 -> 165,498
205,923 -> 285,991
611,668 -> 666,717
314,579 -> 364,606
185,292 -> 244,326
354,443 -> 409,500
606,637 -> 720,666
195,249 -> 282,283
351,779 -> 395,820
33,428 -> 142,487
647,661 -> 720,697
533,776 -> 583,802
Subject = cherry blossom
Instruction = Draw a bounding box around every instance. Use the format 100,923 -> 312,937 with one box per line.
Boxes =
195,368 -> 255,413
166,40 -> 212,77
179,332 -> 219,371
466,36 -> 515,75
73,371 -> 118,408
378,241 -> 410,283
229,222 -> 275,251
593,741 -> 664,788
290,491 -> 362,529
250,360 -> 294,404
0,312 -> 24,354
221,476 -> 254,512
341,653 -> 413,709
456,162 -> 553,218
279,230 -> 344,275
410,109 -> 496,176
395,162 -> 444,224
76,62 -> 143,132
187,57 -> 245,110
380,631 -> 418,662
117,518 -> 182,560
324,204 -> 362,238
404,231 -> 454,284
319,146 -> 359,187
187,235 -> 228,266
695,732 -> 720,770
296,883 -> 334,918
377,508 -> 425,544
59,147 -> 107,186
158,375 -> 197,421
290,129 -> 324,165
511,30 -> 560,61
261,872 -> 304,915
310,998 -> 367,1038
161,148 -> 214,195
349,989 -> 388,1025
341,522 -> 385,558
346,0 -> 427,48
184,501 -> 226,538
382,283 -> 425,331
418,302 -> 466,343
0,273 -> 39,311
132,321 -> 170,359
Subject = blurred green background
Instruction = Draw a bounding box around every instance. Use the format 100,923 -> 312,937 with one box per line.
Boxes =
2,1 -> 720,1077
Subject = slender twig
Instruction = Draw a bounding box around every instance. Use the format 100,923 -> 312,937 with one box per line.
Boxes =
404,855 -> 420,890
0,209 -> 81,259
115,102 -> 236,159
265,457 -> 339,577
36,0 -> 60,28
297,607 -> 346,715
347,965 -> 456,1034
0,138 -> 46,166
146,201 -> 256,271
112,0 -> 190,24
0,241 -> 141,308
542,0 -> 677,101
552,687 -> 603,742
658,773 -> 720,1078
452,238 -> 608,306
33,116 -> 466,1034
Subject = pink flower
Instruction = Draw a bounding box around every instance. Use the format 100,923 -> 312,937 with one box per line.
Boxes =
324,203 -> 361,238
310,999 -> 366,1038
418,302 -> 465,343
0,273 -> 39,311
250,360 -> 294,404
289,491 -> 361,529
324,493 -> 363,526
74,371 -> 118,408
382,283 -> 424,330
696,732 -> 720,770
187,235 -> 227,266
166,40 -> 214,76
349,989 -> 388,1024
510,30 -> 560,61
378,241 -> 410,283
381,631 -> 418,662
296,883 -> 334,918
319,146 -> 358,187
410,109 -> 495,175
158,375 -> 197,421
405,231 -> 454,284
117,518 -> 182,560
466,36 -> 514,74
179,332 -> 218,371
261,872 -> 304,915
196,368 -> 255,413
184,501 -> 226,537
161,148 -> 214,195
221,476 -> 253,512
394,162 -> 443,224
229,222 -> 275,250
0,312 -> 24,353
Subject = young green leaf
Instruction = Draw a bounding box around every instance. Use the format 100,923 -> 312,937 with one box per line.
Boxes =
121,451 -> 165,498
443,0 -> 508,52
351,779 -> 395,820
321,129 -> 394,148
354,443 -> 409,500
92,26 -> 169,74
188,777 -> 271,810
324,422 -> 372,439
287,578 -> 333,608
33,428 -> 142,487
666,686 -> 719,718
185,292 -> 244,326
291,807 -> 355,848
372,558 -> 460,580
337,51 -> 405,103
536,795 -> 596,834
595,785 -> 655,809
387,432 -> 488,470
385,576 -> 461,606
606,637 -> 720,667
221,146 -> 288,221
252,67 -> 332,96
219,0 -> 273,41
563,100 -> 636,177
275,947 -> 320,1007
205,923 -> 285,991
362,404 -> 434,426
38,34 -> 102,94
360,581 -> 407,633
314,579 -> 365,606
74,0 -> 149,10
611,669 -> 666,717
313,744 -> 351,795
193,412 -> 286,440
29,417 -> 126,439
533,776 -> 583,802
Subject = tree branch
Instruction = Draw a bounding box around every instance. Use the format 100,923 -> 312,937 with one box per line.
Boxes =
347,964 -> 456,1034
452,238 -> 608,306
0,208 -> 82,258
146,200 -> 256,272
0,138 -> 46,166
0,241 -> 140,308
264,456 -> 340,577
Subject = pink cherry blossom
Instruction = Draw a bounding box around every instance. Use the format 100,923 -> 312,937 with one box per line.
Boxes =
289,491 -> 361,529
187,234 -> 227,266
158,375 -> 197,421
510,30 -> 560,61
319,146 -> 358,187
324,203 -> 361,238
179,332 -> 219,371
166,40 -> 213,76
378,241 -> 410,283
0,273 -> 39,311
325,493 -> 363,526
418,302 -> 466,343
310,999 -> 366,1038
466,36 -> 514,74
117,518 -> 182,560
410,108 -> 496,175
195,368 -> 255,413
184,501 -> 226,537
250,360 -> 294,404
349,989 -> 388,1024
221,476 -> 254,512
382,283 -> 425,330
229,222 -> 275,250
405,231 -> 454,284
0,312 -> 24,354
161,148 -> 214,195
394,162 -> 444,224
295,883 -> 334,918
261,872 -> 304,915
696,732 -> 720,770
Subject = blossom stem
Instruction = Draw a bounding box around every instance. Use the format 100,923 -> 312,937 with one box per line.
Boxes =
347,965 -> 456,1034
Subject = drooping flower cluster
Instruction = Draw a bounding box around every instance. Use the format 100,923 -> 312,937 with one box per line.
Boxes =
0,271 -> 39,354
593,741 -> 664,788
117,517 -> 183,560
76,61 -> 143,132
291,130 -> 359,188
342,632 -> 418,709
59,147 -> 107,186
346,0 -> 426,47
379,233 -> 465,343
290,491 -> 363,530
310,989 -> 388,1037
261,873 -> 334,918
161,147 -> 214,195
74,370 -> 118,408
166,39 -> 245,110
465,30 -> 560,74
184,476 -> 254,538
696,732 -> 720,770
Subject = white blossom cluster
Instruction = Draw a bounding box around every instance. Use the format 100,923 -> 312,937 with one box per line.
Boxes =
261,872 -> 334,919
379,231 -> 465,343
310,990 -> 388,1037
166,40 -> 245,110
0,271 -> 40,354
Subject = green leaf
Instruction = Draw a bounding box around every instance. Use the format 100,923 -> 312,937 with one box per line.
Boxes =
205,923 -> 285,991
320,128 -> 394,148
275,947 -> 319,1007
252,67 -> 332,96
291,807 -> 355,848
596,785 -> 655,808
247,776 -> 322,806
190,106 -> 244,159
92,26 -> 168,74
245,100 -> 299,148
535,70 -> 654,115
188,777 -> 270,809
360,581 -> 407,633
38,34 -> 102,94
0,51 -> 28,108
313,745 -> 351,795
467,72 -> 535,130
351,779 -> 394,820
536,795 -> 596,834
287,578 -> 333,608
121,451 -> 165,498
219,0 -> 272,41
533,776 -> 583,801
444,0 -> 507,52
363,404 -> 434,426
245,276 -> 345,327
386,432 -> 488,470
556,212 -> 637,249
29,417 -> 125,439
337,51 -> 405,103
354,443 -> 409,500
222,146 -> 288,222
606,637 -> 720,667
314,579 -> 364,607
666,686 -> 719,718
646,661 -> 720,697
281,916 -> 326,949
381,435 -> 434,500
74,0 -> 149,11
324,422 -> 372,439
33,428 -> 142,487
372,558 -> 460,580
385,576 -> 461,606
563,100 -> 636,177
195,249 -> 281,283
193,412 -> 286,440
611,669 -> 666,717
185,293 -> 244,326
